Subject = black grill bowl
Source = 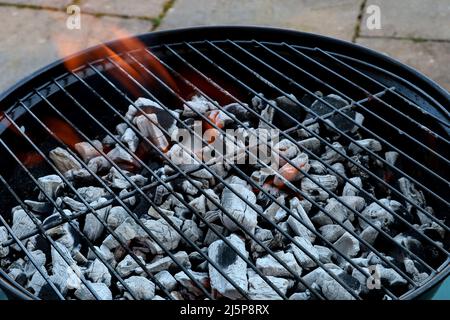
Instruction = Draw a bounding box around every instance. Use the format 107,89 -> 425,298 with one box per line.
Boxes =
0,26 -> 448,300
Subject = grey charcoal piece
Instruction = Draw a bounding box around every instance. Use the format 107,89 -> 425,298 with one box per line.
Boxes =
116,255 -> 144,277
321,142 -> 347,164
289,291 -> 311,300
63,197 -> 86,212
319,224 -> 345,242
155,270 -> 177,292
50,243 -> 82,294
315,245 -> 334,264
333,232 -> 360,258
348,139 -> 382,154
77,186 -> 106,203
106,206 -> 130,229
301,174 -> 338,201
247,270 -> 289,300
256,251 -> 302,278
122,276 -> 155,300
83,197 -> 110,242
0,227 -> 10,258
342,177 -> 362,197
220,183 -> 258,235
208,234 -> 248,300
23,250 -> 46,278
121,128 -> 139,153
359,199 -> 400,229
86,258 -> 111,286
289,236 -> 319,269
75,282 -> 112,300
37,174 -> 64,200
145,251 -> 191,273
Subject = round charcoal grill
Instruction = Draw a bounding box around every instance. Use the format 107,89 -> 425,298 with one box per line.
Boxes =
0,26 -> 448,300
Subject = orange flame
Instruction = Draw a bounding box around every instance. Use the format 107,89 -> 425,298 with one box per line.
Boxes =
54,27 -> 178,99
44,117 -> 81,149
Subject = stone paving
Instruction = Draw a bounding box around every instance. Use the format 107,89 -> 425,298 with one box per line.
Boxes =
0,0 -> 449,93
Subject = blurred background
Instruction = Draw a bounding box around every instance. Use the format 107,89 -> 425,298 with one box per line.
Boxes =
0,0 -> 449,92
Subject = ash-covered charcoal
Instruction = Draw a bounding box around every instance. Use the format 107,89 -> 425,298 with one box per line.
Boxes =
119,276 -> 156,300
348,139 -> 382,154
11,208 -> 36,242
342,177 -> 362,196
121,128 -> 139,153
106,206 -> 129,229
107,145 -> 139,169
272,94 -> 304,129
256,251 -> 302,277
223,103 -> 251,121
63,197 -> 86,212
288,236 -> 319,269
37,175 -> 63,200
298,137 -> 321,154
0,227 -> 9,258
333,232 -> 360,258
83,198 -> 110,242
301,174 -> 338,201
24,200 -> 53,214
288,197 -> 316,242
359,199 -> 401,229
116,255 -> 144,277
134,114 -> 169,152
85,258 -> 111,286
23,250 -> 46,278
321,142 -> 346,164
74,282 -> 112,300
145,251 -> 191,273
208,234 -> 248,299
220,183 -> 258,235
50,242 -> 82,294
74,140 -> 102,163
398,177 -> 431,224
49,147 -> 83,173
247,269 -> 289,300
182,94 -> 215,117
319,224 -> 345,242
273,139 -> 299,166
155,270 -> 177,291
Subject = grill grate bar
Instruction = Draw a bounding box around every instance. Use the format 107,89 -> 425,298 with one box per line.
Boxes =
198,40 -> 449,230
79,61 -> 334,300
0,112 -> 176,300
0,139 -> 105,300
0,200 -> 65,300
312,45 -> 450,145
123,50 -> 409,298
170,42 -> 448,258
275,42 -> 450,161
110,47 -> 413,292
134,47 -> 432,281
27,91 -> 226,300
51,74 -> 298,300
220,40 -> 450,206
313,47 -> 450,130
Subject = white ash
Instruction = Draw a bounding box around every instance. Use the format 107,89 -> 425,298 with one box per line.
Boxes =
360,225 -> 379,246
220,183 -> 258,235
74,282 -> 112,300
49,147 -> 82,173
139,217 -> 183,254
250,228 -> 274,256
116,255 -> 144,277
181,220 -> 203,244
309,160 -> 327,174
398,177 -> 430,224
256,251 -> 302,278
273,139 -> 299,164
175,270 -> 209,296
11,208 -> 35,242
155,270 -> 177,291
208,234 -> 248,300
121,128 -> 139,153
289,197 -> 316,242
247,269 -> 289,300
120,276 -> 155,300
301,174 -> 338,201
144,251 -> 190,273
315,245 -> 334,264
74,140 -> 102,163
348,139 -> 382,154
119,189 -> 136,206
107,145 -> 138,167
330,162 -> 346,184
288,236 -> 319,269
342,177 -> 362,196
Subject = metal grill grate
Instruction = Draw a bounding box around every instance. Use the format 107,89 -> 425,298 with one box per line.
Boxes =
0,27 -> 448,300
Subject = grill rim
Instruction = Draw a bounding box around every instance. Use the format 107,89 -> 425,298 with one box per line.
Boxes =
0,26 -> 448,300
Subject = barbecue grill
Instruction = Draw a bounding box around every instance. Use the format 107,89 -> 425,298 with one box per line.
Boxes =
0,26 -> 448,300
